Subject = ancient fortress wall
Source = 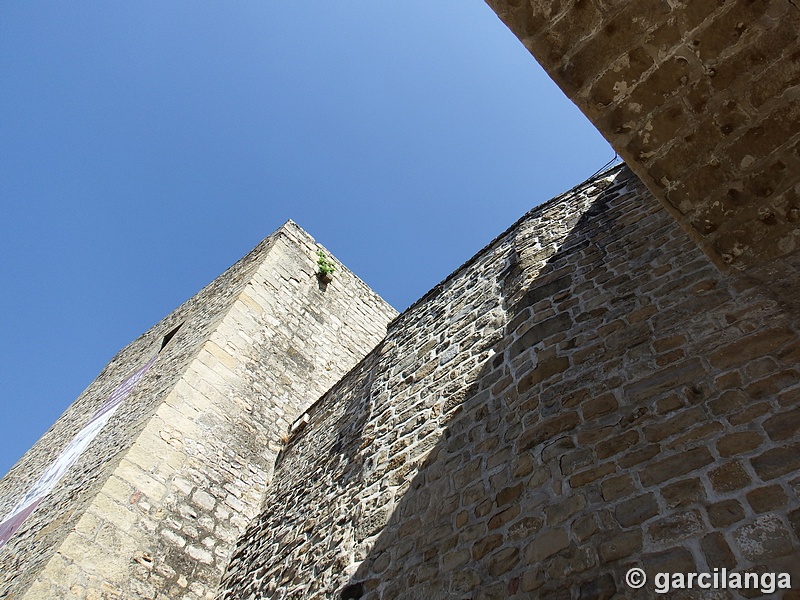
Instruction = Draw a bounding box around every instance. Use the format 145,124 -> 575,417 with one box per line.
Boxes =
219,165 -> 800,599
0,222 -> 396,599
2,2 -> 799,598
0,229 -> 267,599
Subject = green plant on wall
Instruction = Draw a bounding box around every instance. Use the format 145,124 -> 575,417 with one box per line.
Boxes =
317,250 -> 336,278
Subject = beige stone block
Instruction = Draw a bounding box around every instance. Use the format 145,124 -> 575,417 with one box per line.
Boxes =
89,493 -> 136,533
100,475 -> 134,505
212,322 -> 253,350
151,444 -> 186,473
124,433 -> 165,472
169,378 -> 204,406
200,342 -> 238,373
25,556 -> 79,597
114,460 -> 168,500
154,403 -> 199,437
171,385 -> 214,416
131,425 -> 187,477
54,532 -> 97,565
176,392 -> 226,425
224,304 -> 255,328
194,351 -> 237,385
86,587 -> 102,600
186,544 -> 214,565
101,581 -> 124,597
21,579 -> 54,600
95,521 -> 134,553
524,529 -> 570,563
74,511 -> 103,539
237,291 -> 267,315
183,363 -> 231,404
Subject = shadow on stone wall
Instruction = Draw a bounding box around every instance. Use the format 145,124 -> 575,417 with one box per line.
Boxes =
220,338 -> 393,596
343,168 -> 800,599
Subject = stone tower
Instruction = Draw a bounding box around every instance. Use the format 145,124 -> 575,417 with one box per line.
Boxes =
0,222 -> 397,599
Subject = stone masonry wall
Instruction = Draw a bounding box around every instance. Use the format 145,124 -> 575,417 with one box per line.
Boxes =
0,229 -> 270,599
0,222 -> 397,599
219,165 -> 800,599
485,0 -> 800,281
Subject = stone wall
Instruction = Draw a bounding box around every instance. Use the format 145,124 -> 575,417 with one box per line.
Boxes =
0,222 -> 397,599
0,228 -> 266,599
484,0 -> 800,279
219,165 -> 800,599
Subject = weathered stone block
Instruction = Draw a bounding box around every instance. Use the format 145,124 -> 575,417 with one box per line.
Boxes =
596,430 -> 638,459
733,514 -> 794,562
618,443 -> 660,469
570,462 -> 616,488
518,411 -> 580,452
746,484 -> 789,514
487,547 -> 520,577
545,494 -> 586,526
751,442 -> 800,480
709,389 -> 747,416
508,516 -> 543,542
614,493 -> 659,528
510,314 -> 573,358
560,447 -> 594,476
707,499 -> 746,529
581,393 -> 618,420
639,447 -> 714,486
600,474 -> 636,502
641,546 -> 696,575
700,532 -> 737,570
709,328 -> 794,370
746,369 -> 800,400
708,461 -> 751,493
495,483 -> 523,507
488,505 -> 521,530
577,573 -> 616,600
599,530 -> 642,562
624,360 -> 707,401
762,407 -> 800,442
716,431 -> 763,457
660,478 -> 705,508
647,509 -> 704,544
472,534 -> 503,561
525,528 -> 570,563
643,406 -> 705,443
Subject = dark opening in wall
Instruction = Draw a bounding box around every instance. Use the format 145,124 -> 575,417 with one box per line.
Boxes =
160,323 -> 183,351
340,582 -> 363,599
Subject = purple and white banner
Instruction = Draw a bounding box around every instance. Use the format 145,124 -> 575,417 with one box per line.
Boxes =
0,355 -> 157,548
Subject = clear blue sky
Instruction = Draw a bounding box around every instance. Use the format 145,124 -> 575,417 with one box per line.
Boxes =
0,2 -> 614,477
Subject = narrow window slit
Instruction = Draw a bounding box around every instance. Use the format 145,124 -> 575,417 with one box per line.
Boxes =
160,323 -> 184,351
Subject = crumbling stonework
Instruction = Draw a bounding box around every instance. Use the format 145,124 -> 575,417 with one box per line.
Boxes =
0,222 -> 396,599
219,166 -> 800,599
485,0 -> 800,277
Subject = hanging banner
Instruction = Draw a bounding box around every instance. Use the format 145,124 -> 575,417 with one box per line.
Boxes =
0,355 -> 157,548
